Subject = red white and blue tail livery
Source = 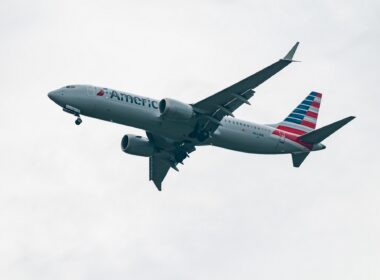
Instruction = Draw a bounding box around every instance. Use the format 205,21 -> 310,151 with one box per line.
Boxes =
272,91 -> 323,152
279,91 -> 322,134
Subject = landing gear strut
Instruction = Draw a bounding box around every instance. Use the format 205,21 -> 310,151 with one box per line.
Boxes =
63,106 -> 82,126
75,117 -> 82,125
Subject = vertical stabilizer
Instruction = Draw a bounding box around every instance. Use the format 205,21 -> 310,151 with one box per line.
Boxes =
277,91 -> 322,135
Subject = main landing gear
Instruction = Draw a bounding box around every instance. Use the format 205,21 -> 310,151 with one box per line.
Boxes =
189,130 -> 209,142
196,131 -> 209,142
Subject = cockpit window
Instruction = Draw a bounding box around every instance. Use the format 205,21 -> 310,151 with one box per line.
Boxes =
65,85 -> 76,89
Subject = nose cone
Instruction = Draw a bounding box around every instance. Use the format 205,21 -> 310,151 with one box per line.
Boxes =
48,89 -> 65,107
48,91 -> 56,101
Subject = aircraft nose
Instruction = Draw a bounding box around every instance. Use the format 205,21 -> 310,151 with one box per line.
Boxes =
48,91 -> 54,100
48,90 -> 57,101
48,89 -> 65,106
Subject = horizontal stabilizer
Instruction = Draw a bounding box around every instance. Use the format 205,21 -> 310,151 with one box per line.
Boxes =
292,152 -> 310,167
299,116 -> 355,144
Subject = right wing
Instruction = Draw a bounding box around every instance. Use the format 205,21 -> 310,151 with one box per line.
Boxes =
192,42 -> 300,135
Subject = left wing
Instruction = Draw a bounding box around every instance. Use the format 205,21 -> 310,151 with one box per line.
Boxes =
192,42 -> 299,136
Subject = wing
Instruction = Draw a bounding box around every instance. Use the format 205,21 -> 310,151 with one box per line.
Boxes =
147,132 -> 196,191
192,42 -> 300,134
149,156 -> 171,191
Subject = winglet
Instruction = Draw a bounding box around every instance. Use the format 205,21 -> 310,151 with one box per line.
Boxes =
283,42 -> 300,61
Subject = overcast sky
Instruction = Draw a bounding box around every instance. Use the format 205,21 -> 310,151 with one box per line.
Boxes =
0,0 -> 379,279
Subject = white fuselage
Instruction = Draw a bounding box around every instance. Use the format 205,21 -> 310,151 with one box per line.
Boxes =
48,85 -> 322,155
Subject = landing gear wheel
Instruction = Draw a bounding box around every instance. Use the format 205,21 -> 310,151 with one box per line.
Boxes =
196,131 -> 209,142
75,117 -> 82,125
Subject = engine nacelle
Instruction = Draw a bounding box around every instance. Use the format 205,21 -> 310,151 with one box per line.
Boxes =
121,134 -> 154,157
159,98 -> 194,120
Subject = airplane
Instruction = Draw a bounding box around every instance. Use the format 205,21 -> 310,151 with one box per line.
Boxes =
48,42 -> 355,191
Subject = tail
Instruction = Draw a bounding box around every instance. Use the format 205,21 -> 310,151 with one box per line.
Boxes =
273,91 -> 355,167
276,91 -> 322,135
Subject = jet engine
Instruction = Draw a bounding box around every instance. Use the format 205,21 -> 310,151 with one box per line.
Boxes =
159,98 -> 194,120
121,134 -> 154,157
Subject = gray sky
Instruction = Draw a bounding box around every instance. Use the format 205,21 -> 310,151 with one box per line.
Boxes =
0,0 -> 379,279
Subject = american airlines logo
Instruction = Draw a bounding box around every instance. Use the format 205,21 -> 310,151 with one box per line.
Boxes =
97,88 -> 159,109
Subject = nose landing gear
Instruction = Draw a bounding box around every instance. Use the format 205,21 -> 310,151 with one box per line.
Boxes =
63,105 -> 82,126
75,117 -> 82,125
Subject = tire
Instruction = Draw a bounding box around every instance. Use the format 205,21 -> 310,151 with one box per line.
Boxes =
197,131 -> 209,142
